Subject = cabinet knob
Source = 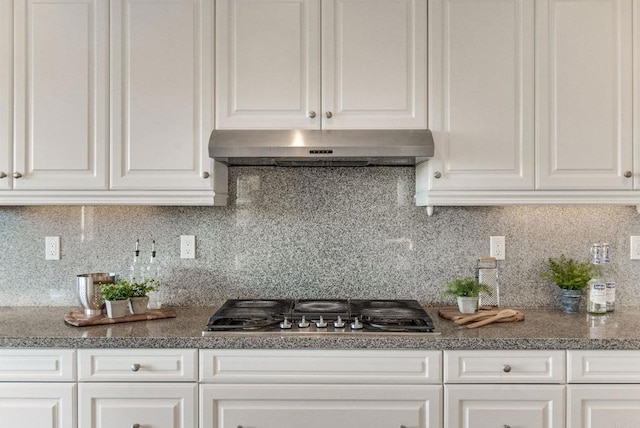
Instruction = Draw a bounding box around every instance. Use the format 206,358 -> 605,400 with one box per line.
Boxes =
132,424 -> 140,428
201,171 -> 210,179
325,111 -> 333,119
503,425 -> 511,428
308,111 -> 316,119
0,172 -> 6,178
434,171 -> 442,179
13,172 -> 22,179
503,364 -> 512,373
131,363 -> 141,372
624,171 -> 633,178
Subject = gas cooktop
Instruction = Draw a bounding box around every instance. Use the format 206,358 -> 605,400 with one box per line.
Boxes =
202,299 -> 439,336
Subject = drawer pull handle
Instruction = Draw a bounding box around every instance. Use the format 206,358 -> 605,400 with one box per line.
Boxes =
503,364 -> 512,373
131,363 -> 141,372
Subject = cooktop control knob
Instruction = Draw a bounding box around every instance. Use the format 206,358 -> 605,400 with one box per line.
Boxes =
298,316 -> 310,328
333,316 -> 345,328
280,317 -> 292,329
315,316 -> 328,328
350,318 -> 363,330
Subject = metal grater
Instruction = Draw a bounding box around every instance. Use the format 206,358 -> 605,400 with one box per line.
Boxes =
477,257 -> 499,307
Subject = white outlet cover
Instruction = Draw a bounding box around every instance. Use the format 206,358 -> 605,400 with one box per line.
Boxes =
490,236 -> 506,260
630,236 -> 640,260
180,235 -> 195,259
45,236 -> 60,260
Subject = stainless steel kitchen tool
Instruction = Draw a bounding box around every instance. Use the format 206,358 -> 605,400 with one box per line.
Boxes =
76,273 -> 117,316
477,257 -> 499,307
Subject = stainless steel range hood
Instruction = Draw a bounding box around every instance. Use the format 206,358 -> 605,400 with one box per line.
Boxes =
209,129 -> 434,166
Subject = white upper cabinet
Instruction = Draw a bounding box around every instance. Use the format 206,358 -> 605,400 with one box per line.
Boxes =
321,0 -> 427,129
422,0 -> 534,192
111,0 -> 217,191
13,0 -> 109,190
216,0 -> 321,129
536,0 -> 633,190
216,0 -> 426,130
0,0 -> 11,191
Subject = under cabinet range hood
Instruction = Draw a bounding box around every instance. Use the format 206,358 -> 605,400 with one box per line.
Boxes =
208,129 -> 434,166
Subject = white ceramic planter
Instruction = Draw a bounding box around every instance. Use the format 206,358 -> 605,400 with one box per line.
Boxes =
105,299 -> 129,318
457,296 -> 479,314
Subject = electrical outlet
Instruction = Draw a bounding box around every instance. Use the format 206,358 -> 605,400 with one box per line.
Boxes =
180,235 -> 196,259
45,236 -> 60,260
490,236 -> 506,260
631,236 -> 640,260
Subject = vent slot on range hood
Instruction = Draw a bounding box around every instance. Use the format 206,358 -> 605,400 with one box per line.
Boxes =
209,129 -> 434,167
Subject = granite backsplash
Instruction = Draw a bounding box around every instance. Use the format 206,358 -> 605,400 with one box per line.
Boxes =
1,167 -> 639,309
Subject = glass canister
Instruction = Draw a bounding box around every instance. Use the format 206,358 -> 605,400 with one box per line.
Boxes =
477,257 -> 499,307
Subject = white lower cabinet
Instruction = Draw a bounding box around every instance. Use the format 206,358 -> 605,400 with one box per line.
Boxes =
199,349 -> 443,428
77,349 -> 198,428
78,383 -> 197,428
0,348 -> 77,428
567,350 -> 640,428
444,350 -> 566,428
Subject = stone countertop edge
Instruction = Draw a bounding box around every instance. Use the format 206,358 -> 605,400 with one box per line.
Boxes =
1,306 -> 639,350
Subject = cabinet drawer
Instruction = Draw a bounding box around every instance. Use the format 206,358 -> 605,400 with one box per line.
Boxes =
444,350 -> 565,383
79,383 -> 196,428
568,350 -> 640,383
200,349 -> 442,384
445,385 -> 565,427
0,348 -> 76,381
78,349 -> 197,382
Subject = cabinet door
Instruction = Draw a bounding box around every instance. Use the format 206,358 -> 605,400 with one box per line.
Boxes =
568,385 -> 640,428
425,0 -> 534,190
536,0 -> 633,189
13,0 -> 108,190
216,0 -> 321,129
0,0 -> 10,190
0,383 -> 76,428
79,383 -> 196,428
111,0 -> 216,190
321,0 -> 427,129
445,385 -> 565,428
201,384 -> 442,428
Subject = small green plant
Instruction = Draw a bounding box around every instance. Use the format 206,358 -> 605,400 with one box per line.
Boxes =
99,281 -> 133,301
442,277 -> 492,298
541,255 -> 593,290
117,278 -> 158,298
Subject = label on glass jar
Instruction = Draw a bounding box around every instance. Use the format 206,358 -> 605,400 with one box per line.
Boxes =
606,281 -> 616,303
590,283 -> 607,304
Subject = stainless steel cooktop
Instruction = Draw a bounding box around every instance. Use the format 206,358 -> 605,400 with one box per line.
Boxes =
202,299 -> 439,336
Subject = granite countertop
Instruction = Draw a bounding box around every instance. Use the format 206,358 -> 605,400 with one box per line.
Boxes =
1,306 -> 640,350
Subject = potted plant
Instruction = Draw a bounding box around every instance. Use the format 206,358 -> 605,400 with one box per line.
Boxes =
443,277 -> 492,314
541,255 -> 593,313
99,281 -> 133,318
125,278 -> 159,314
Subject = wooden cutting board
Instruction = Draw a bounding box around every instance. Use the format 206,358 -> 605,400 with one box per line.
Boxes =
438,306 -> 524,329
64,308 -> 176,327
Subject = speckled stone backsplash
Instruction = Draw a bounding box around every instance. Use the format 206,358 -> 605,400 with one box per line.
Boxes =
1,167 -> 640,308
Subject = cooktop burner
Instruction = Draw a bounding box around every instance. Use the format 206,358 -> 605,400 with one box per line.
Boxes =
203,299 -> 439,335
